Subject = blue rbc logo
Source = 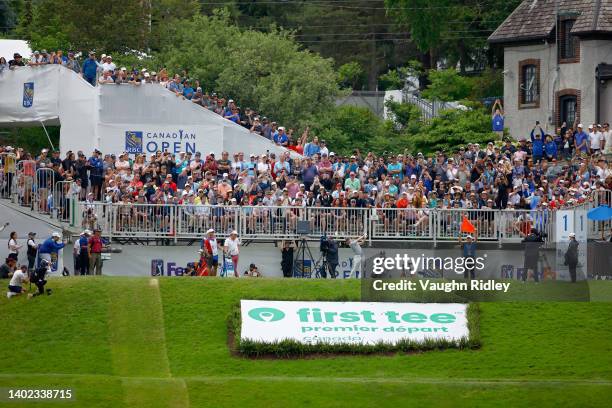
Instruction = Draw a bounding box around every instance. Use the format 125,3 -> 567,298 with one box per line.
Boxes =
125,131 -> 143,154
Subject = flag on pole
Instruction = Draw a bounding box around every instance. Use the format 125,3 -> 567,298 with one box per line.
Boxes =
460,216 -> 475,233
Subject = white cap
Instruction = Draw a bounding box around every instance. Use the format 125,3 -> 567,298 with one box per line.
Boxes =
223,173 -> 228,177
206,228 -> 215,234
588,125 -> 593,129
230,230 -> 238,235
577,123 -> 583,128
569,232 -> 576,237
466,234 -> 474,239
52,231 -> 61,238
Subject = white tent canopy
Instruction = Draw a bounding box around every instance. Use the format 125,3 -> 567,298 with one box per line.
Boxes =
0,39 -> 32,61
0,65 -> 298,158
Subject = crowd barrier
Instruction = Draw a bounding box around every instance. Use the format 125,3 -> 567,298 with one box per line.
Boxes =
70,201 -> 570,245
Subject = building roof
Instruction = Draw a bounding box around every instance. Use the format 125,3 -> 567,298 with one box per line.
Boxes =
488,0 -> 612,44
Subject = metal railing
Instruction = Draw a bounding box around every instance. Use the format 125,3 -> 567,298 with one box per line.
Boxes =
67,201 -> 583,244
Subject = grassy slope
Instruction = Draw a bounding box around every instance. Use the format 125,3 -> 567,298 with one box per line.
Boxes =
0,277 -> 611,407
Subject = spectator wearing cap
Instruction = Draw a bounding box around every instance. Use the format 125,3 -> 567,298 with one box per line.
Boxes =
29,50 -> 44,66
8,53 -> 25,69
101,55 -> 116,73
26,232 -> 38,271
273,127 -> 289,147
574,124 -> 589,155
530,124 -> 545,163
88,229 -> 105,275
82,52 -> 98,86
223,230 -> 241,277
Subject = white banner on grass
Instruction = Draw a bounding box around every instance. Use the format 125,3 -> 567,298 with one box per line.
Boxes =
240,300 -> 468,345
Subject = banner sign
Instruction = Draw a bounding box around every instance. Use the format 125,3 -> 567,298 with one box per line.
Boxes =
23,82 -> 34,108
240,300 -> 468,345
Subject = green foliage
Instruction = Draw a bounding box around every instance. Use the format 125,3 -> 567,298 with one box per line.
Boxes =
0,126 -> 60,153
310,105 -> 395,155
337,62 -> 364,89
156,13 -> 339,126
406,106 -> 496,154
422,69 -> 472,102
378,60 -> 423,91
468,68 -> 504,100
385,98 -> 422,132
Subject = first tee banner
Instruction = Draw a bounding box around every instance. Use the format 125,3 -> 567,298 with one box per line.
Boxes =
241,300 -> 468,345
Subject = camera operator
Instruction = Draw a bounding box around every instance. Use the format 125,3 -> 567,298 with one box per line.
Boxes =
29,259 -> 51,298
346,234 -> 366,278
280,240 -> 295,278
320,235 -> 339,278
521,228 -> 544,282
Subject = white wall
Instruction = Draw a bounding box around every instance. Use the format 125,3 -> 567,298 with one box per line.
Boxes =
503,39 -> 612,138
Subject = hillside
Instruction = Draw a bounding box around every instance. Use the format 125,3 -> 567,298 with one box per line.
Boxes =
0,277 -> 611,407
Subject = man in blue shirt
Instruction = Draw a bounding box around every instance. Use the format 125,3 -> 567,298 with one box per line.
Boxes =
38,232 -> 66,269
530,125 -> 545,163
81,52 -> 98,86
574,124 -> 589,155
274,127 -> 289,146
182,80 -> 194,100
304,137 -> 321,157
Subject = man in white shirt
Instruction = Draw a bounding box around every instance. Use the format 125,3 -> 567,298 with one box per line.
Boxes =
7,264 -> 28,298
223,230 -> 241,277
589,124 -> 604,153
602,123 -> 611,154
101,55 -> 116,73
346,233 -> 366,278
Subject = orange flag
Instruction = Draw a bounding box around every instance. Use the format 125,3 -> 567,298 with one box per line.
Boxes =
460,216 -> 476,233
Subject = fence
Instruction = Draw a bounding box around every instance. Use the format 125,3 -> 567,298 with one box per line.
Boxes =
0,152 -> 17,199
69,201 -> 585,245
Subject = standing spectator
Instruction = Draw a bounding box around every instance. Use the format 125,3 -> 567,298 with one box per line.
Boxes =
603,123 -> 611,155
88,228 -> 105,275
0,57 -> 9,73
223,230 -> 241,277
491,99 -> 504,140
101,55 -> 116,73
8,53 -> 25,69
564,232 -> 579,283
202,229 -> 219,276
29,50 -> 44,66
7,231 -> 21,261
65,52 -> 80,73
574,124 -> 589,155
77,230 -> 90,275
589,124 -> 604,154
82,52 -> 98,86
26,232 -> 38,271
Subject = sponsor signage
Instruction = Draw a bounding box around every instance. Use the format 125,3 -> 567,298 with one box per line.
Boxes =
124,129 -> 197,155
240,300 -> 468,345
23,82 -> 34,108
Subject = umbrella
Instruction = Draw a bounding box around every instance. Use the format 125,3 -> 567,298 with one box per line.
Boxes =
587,205 -> 612,240
587,205 -> 612,221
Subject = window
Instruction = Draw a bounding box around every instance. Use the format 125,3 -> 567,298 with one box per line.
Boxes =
521,64 -> 538,104
559,95 -> 577,126
559,19 -> 579,61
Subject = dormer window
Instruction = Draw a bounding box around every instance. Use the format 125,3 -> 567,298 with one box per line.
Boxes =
559,19 -> 579,62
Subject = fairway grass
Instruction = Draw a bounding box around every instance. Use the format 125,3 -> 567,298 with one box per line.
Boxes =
1,277 -> 611,407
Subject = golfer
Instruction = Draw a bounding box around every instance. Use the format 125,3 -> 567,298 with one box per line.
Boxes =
459,231 -> 477,279
346,233 -> 366,278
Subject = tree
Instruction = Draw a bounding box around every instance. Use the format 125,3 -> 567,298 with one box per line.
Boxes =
421,69 -> 472,102
337,62 -> 364,89
156,13 -> 339,126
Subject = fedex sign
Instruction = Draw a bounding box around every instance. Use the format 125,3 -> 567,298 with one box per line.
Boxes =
151,259 -> 194,276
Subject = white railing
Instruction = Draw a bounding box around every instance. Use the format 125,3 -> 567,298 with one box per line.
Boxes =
68,201 -> 579,244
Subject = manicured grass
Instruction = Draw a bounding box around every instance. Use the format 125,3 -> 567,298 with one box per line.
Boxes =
1,277 -> 612,407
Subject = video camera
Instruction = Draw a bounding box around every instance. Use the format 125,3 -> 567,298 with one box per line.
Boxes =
319,235 -> 330,254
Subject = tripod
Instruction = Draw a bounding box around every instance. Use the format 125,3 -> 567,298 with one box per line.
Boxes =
292,238 -> 335,278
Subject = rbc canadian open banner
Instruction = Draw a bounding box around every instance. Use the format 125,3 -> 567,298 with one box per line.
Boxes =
240,300 -> 468,345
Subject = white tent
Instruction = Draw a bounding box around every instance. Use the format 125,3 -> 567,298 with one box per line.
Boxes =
0,39 -> 32,61
0,65 -> 298,158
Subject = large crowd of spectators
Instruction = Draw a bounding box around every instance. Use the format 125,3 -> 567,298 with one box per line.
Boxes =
2,50 -> 612,238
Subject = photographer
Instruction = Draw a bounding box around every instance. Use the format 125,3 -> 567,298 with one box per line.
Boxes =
29,259 -> 51,297
320,236 -> 339,279
521,228 -> 544,282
